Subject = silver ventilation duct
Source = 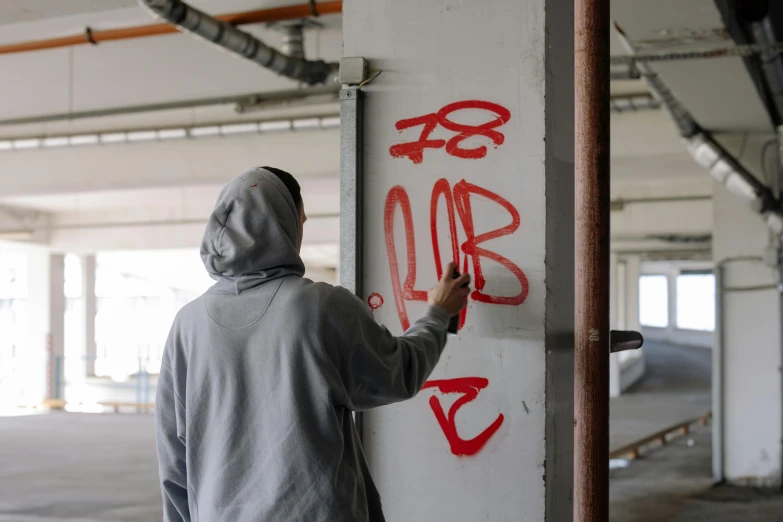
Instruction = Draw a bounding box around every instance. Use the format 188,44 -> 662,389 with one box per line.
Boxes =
139,0 -> 336,85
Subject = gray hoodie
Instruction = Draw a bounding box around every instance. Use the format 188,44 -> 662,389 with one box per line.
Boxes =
156,167 -> 450,522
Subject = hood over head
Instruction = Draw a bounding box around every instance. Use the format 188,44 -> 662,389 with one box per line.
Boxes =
201,167 -> 305,293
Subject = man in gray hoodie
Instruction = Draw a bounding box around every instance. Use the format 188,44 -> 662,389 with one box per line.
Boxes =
156,167 -> 470,521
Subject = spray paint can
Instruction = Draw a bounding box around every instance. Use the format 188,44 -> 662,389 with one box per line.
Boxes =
447,268 -> 466,335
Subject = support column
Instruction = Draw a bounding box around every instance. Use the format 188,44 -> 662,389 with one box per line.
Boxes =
713,182 -> 782,486
27,250 -> 65,402
625,255 -> 641,332
617,260 -> 628,329
343,0 -> 574,519
668,265 -> 678,337
48,254 -> 65,400
609,253 -> 621,397
82,254 -> 96,377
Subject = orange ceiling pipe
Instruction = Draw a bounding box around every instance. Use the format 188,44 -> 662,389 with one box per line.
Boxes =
0,1 -> 342,56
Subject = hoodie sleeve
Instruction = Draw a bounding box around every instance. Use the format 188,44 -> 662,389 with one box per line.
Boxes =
326,287 -> 450,411
156,328 -> 191,522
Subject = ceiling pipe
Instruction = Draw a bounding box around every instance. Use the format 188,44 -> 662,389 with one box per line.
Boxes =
752,17 -> 783,126
614,21 -> 783,237
0,2 -> 341,56
139,0 -> 336,85
0,84 -> 339,126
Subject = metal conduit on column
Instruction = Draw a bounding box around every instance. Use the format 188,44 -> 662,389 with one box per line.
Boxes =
574,0 -> 611,519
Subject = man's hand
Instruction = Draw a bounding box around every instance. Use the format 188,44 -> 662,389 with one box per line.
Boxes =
428,262 -> 471,317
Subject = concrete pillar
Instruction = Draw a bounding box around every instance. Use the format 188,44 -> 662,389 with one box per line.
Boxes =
82,254 -> 96,377
610,255 -> 645,397
667,265 -> 678,335
625,255 -> 642,332
713,182 -> 782,486
609,253 -> 621,397
617,260 -> 627,330
27,250 -> 65,401
344,0 -> 574,518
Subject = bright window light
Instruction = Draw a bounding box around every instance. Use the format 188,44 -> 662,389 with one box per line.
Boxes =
13,139 -> 41,150
100,133 -> 127,144
70,134 -> 99,146
292,118 -> 320,130
127,131 -> 157,142
320,116 -> 340,129
220,123 -> 258,135
639,274 -> 668,328
157,128 -> 187,140
0,141 -> 11,150
190,126 -> 220,137
676,272 -> 715,331
43,137 -> 69,147
259,120 -> 292,132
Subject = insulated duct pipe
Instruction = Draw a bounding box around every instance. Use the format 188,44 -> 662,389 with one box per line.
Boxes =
139,0 -> 336,85
614,21 -> 783,237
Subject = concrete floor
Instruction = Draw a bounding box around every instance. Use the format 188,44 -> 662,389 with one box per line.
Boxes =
610,341 -> 712,452
0,341 -> 778,521
0,412 -> 161,521
610,341 -> 783,521
611,422 -> 783,521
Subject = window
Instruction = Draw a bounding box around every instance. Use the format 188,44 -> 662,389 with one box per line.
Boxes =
639,275 -> 668,328
676,271 -> 715,331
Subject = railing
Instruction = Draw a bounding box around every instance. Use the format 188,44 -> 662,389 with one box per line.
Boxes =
610,411 -> 712,460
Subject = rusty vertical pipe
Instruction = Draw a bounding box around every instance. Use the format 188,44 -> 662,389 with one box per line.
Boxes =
574,0 -> 611,519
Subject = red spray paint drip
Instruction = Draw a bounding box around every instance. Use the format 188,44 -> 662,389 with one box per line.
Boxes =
422,377 -> 505,456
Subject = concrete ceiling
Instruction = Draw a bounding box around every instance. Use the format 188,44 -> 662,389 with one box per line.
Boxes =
0,1 -> 343,124
0,179 -> 339,215
611,0 -> 773,132
0,0 -> 137,25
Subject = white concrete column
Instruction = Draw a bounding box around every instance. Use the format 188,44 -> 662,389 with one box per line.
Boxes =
625,255 -> 642,332
609,253 -> 621,397
26,250 -> 65,401
668,265 -> 678,337
610,255 -> 645,397
82,254 -> 96,377
713,182 -> 782,486
617,261 -> 627,330
344,0 -> 574,518
48,254 -> 65,400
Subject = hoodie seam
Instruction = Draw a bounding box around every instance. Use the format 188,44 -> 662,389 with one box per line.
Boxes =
160,361 -> 187,411
203,278 -> 286,331
214,216 -> 228,259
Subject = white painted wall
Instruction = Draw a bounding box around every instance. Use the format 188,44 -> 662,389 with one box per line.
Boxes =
713,181 -> 782,486
344,0 -> 574,520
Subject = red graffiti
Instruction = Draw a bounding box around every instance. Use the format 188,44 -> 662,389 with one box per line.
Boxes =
368,293 -> 384,312
422,377 -> 505,456
384,179 -> 529,331
389,101 -> 511,164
